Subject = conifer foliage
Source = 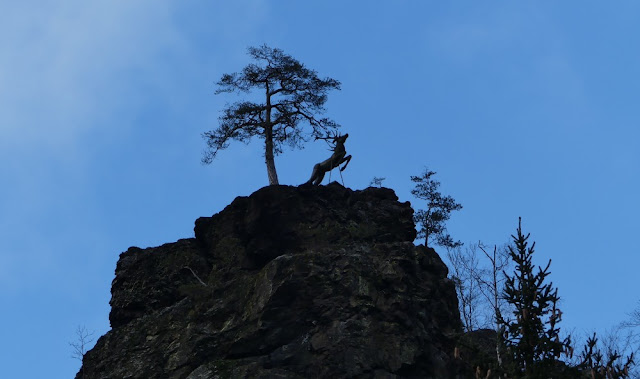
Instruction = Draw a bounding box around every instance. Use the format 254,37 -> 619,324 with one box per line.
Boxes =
498,217 -> 571,377
578,333 -> 635,378
410,168 -> 462,248
202,45 -> 341,185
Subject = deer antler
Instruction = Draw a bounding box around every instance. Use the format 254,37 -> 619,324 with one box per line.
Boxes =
314,130 -> 339,141
314,131 -> 341,150
305,130 -> 352,186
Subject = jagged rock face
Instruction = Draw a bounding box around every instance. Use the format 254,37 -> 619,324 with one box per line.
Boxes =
80,183 -> 463,379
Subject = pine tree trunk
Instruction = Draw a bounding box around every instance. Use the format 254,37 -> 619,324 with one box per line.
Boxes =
264,126 -> 279,185
264,87 -> 279,185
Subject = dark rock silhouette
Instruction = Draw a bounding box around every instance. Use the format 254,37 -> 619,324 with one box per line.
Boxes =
78,183 -> 464,378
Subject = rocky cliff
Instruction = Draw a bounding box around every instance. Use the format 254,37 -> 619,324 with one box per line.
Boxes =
78,183 -> 464,378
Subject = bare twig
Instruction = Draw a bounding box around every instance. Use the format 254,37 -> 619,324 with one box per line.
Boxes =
69,325 -> 94,361
184,266 -> 208,287
70,325 -> 95,379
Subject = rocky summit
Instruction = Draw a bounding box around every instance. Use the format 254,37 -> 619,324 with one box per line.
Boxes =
78,183 -> 464,378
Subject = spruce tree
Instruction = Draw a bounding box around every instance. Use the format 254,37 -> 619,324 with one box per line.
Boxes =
499,218 -> 571,377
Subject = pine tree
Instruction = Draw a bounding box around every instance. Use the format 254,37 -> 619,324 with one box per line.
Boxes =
410,168 -> 462,248
202,45 -> 341,185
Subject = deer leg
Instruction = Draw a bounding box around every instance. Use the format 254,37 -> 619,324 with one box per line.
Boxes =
313,170 -> 325,185
306,164 -> 318,185
339,155 -> 352,172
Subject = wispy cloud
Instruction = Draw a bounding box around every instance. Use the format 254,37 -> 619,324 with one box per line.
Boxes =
0,1 -> 272,293
0,1 -> 185,153
0,1 -> 272,154
0,1 -> 188,291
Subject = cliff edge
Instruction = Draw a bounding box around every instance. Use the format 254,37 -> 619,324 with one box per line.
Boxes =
78,183 -> 463,378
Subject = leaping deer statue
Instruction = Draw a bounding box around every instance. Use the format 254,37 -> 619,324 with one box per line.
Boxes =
305,132 -> 352,185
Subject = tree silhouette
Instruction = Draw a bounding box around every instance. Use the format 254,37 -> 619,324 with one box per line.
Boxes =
202,45 -> 341,185
70,325 -> 94,379
498,218 -> 571,377
410,168 -> 462,248
369,177 -> 386,188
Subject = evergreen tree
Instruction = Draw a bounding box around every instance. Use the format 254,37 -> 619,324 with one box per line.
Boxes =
369,176 -> 386,188
202,45 -> 341,185
578,333 -> 635,378
498,218 -> 571,377
410,168 -> 462,248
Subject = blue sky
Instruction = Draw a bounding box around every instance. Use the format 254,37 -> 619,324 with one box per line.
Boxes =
1,2 -> 639,377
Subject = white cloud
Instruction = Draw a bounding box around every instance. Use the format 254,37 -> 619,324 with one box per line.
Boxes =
0,1 -> 186,290
0,0 -> 273,293
0,1 -> 273,155
0,1 -> 185,153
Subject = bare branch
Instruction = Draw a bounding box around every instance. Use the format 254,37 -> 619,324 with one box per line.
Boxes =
184,266 -> 208,287
69,325 -> 95,362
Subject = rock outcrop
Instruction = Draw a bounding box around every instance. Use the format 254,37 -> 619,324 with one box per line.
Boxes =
78,183 -> 463,378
